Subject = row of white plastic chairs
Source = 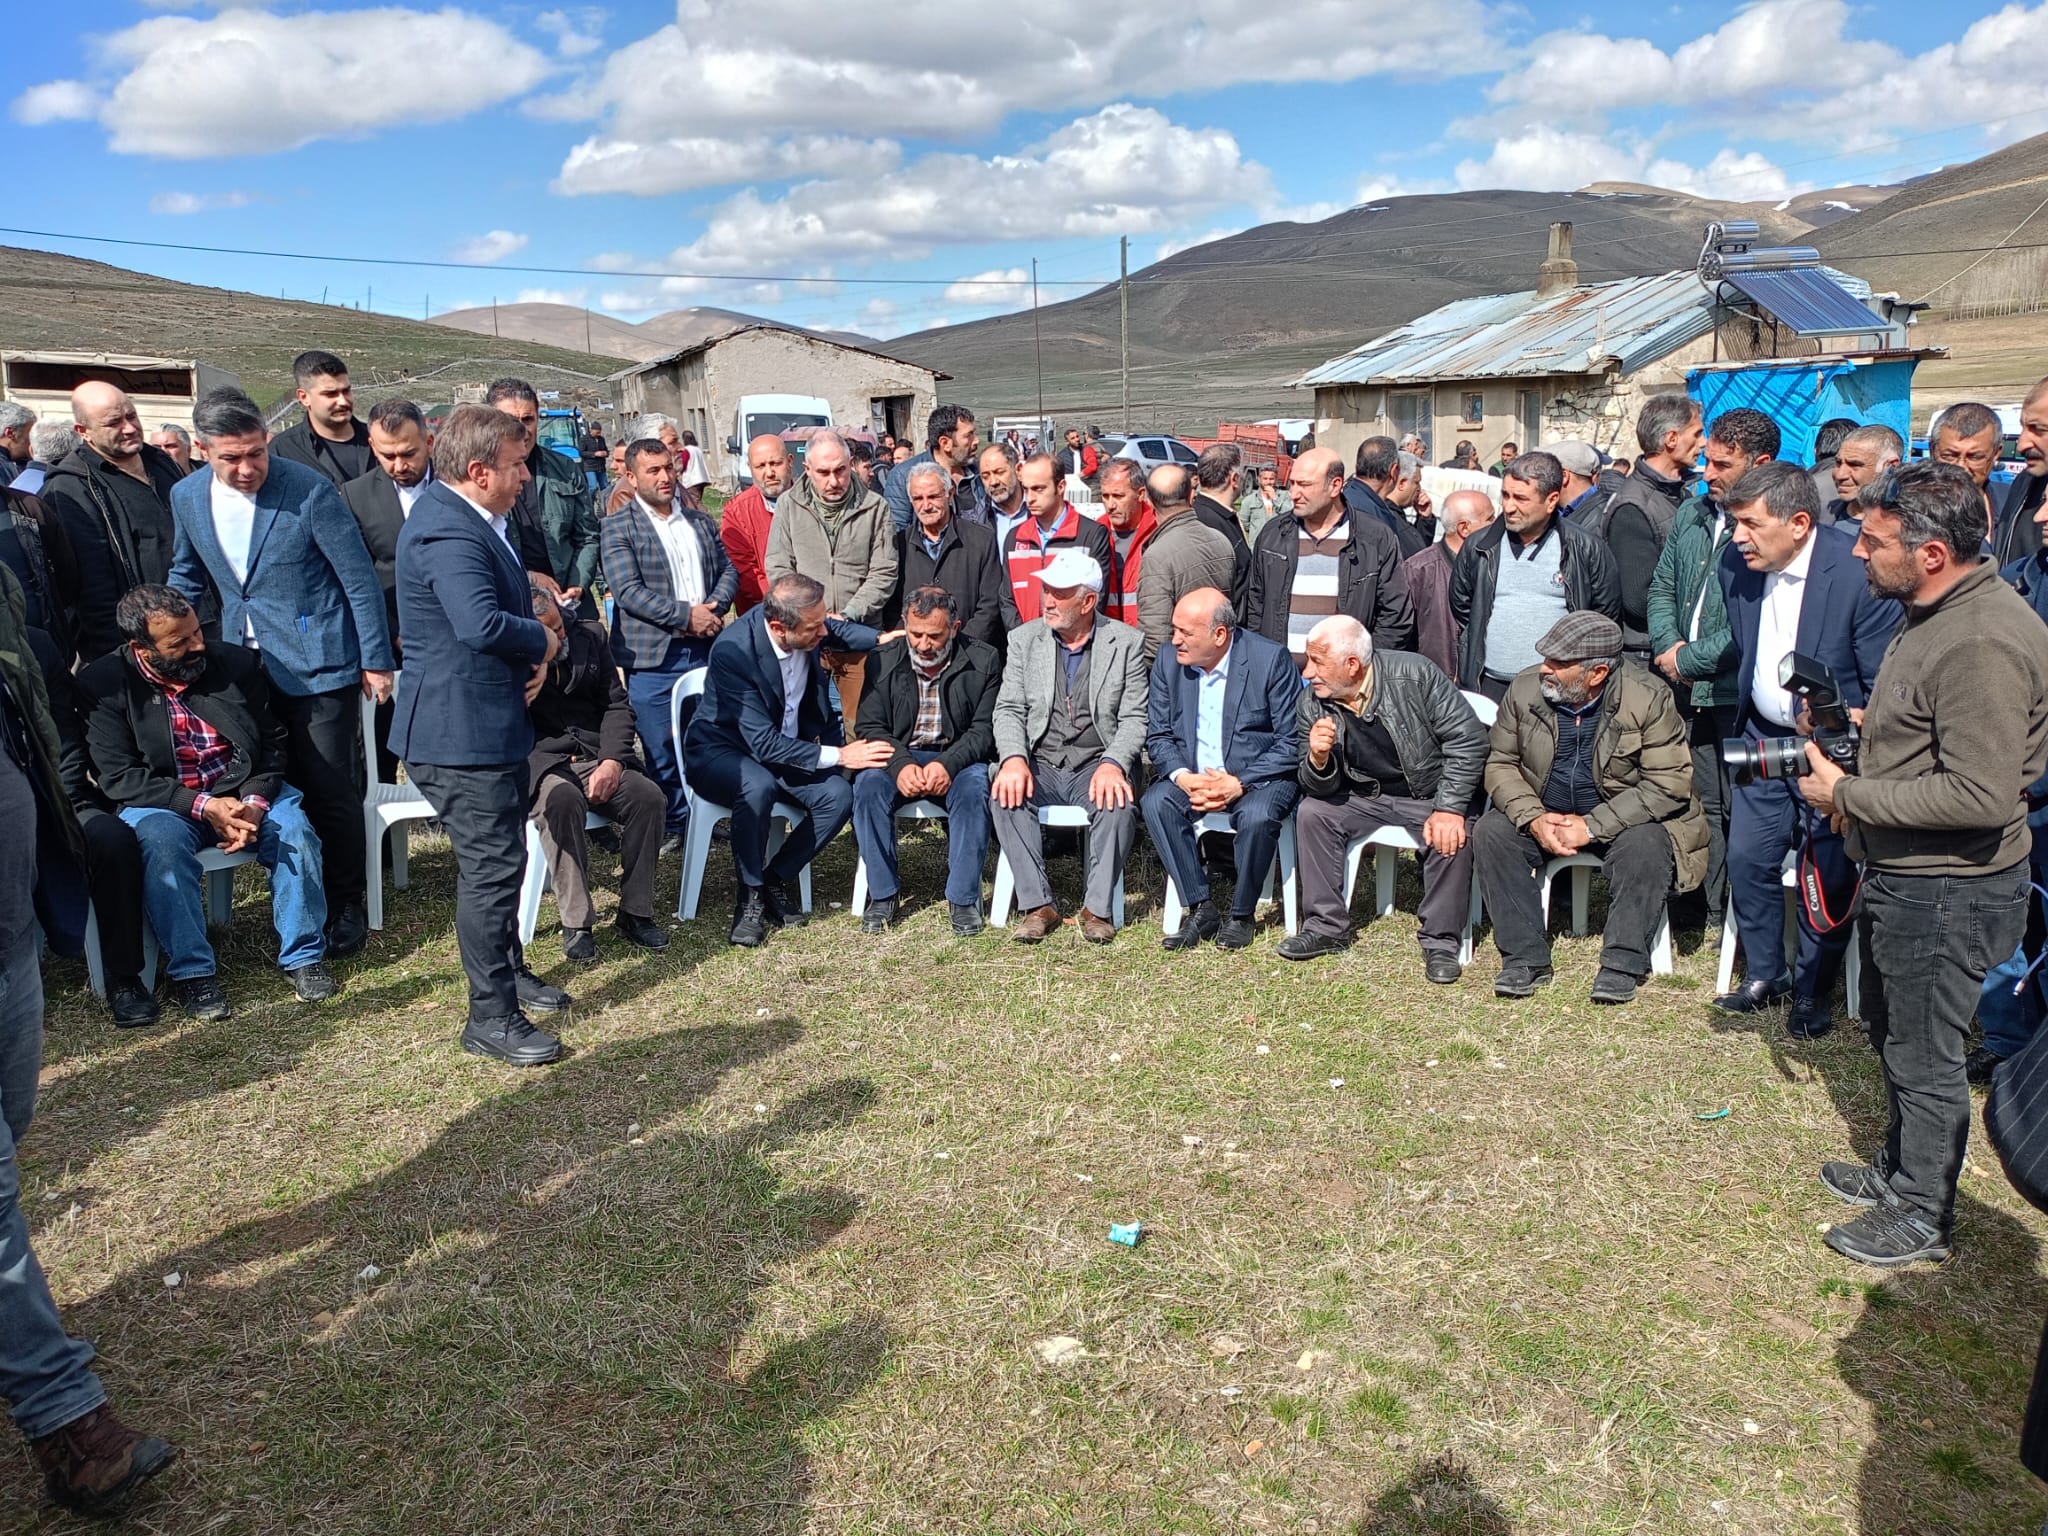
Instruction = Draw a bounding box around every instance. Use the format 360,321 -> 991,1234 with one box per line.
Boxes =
88,675 -> 1845,1006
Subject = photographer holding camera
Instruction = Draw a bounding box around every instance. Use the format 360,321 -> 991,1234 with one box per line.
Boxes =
1713,462 -> 1898,1036
1797,461 -> 2048,1266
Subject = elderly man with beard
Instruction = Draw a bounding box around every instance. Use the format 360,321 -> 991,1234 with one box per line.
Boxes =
1472,611 -> 1707,1005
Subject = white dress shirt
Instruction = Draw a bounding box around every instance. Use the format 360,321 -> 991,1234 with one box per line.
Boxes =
1750,530 -> 1818,728
209,476 -> 260,646
641,498 -> 705,606
396,468 -> 433,518
1191,644 -> 1233,775
451,485 -> 518,559
766,626 -> 840,769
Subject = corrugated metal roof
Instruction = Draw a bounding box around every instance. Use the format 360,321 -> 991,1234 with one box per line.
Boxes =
1721,268 -> 1887,338
1294,271 -> 1719,388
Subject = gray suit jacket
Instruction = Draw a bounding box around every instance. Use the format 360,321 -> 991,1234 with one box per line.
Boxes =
992,615 -> 1149,775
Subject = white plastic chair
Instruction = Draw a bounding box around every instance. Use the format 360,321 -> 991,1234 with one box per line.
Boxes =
362,675 -> 439,930
989,804 -> 1127,928
1337,690 -> 1496,965
1715,848 -> 1862,1018
851,799 -> 968,918
80,844 -> 253,997
1539,853 -> 1674,975
1160,810 -> 1297,936
668,670 -> 816,923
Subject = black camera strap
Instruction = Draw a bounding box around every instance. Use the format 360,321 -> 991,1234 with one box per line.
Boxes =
1796,829 -> 1861,937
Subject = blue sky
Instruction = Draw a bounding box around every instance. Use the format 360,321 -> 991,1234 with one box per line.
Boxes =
11,0 -> 2046,339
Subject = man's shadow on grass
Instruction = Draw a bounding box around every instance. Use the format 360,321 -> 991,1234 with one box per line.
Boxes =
1354,1451 -> 1513,1534
38,1020 -> 887,1533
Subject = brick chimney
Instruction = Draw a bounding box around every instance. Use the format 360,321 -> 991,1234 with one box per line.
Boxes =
1536,221 -> 1579,300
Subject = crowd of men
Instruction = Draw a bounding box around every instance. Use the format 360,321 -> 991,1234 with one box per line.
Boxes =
10,354 -> 2048,1512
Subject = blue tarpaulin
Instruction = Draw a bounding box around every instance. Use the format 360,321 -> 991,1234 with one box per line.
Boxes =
1686,357 -> 1919,467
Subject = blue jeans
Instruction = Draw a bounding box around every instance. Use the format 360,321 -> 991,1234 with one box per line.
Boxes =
0,930 -> 106,1439
851,756 -> 991,906
1977,829 -> 2048,1059
627,650 -> 708,834
121,784 -> 328,978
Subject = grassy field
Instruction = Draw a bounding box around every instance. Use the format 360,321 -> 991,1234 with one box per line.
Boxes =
12,828 -> 2048,1534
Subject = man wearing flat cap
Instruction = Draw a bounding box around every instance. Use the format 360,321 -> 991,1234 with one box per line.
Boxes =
1549,440 -> 1611,527
1472,610 -> 1708,1004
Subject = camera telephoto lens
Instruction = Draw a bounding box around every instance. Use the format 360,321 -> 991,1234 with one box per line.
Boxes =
1722,735 -> 1809,787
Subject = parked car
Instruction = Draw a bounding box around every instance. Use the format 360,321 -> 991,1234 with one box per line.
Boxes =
1102,434 -> 1200,475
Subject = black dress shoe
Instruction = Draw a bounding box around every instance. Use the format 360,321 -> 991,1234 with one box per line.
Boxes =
325,900 -> 368,960
861,896 -> 897,935
562,927 -> 597,962
730,886 -> 770,947
1276,929 -> 1349,960
514,966 -> 572,1013
762,882 -> 808,928
1589,967 -> 1639,1005
172,976 -> 232,1021
107,978 -> 160,1028
1493,963 -> 1554,999
1162,899 -> 1221,951
461,1012 -> 562,1067
949,901 -> 983,936
1215,915 -> 1256,950
1424,952 -> 1463,985
1787,996 -> 1834,1039
1710,974 -> 1792,1015
287,961 -> 339,1002
613,913 -> 668,951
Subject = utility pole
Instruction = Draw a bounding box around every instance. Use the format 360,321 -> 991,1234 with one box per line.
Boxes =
492,298 -> 499,338
1031,258 -> 1044,431
367,284 -> 373,313
585,307 -> 592,354
1119,235 -> 1130,433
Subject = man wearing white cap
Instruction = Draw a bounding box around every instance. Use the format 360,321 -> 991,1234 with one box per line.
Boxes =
989,548 -> 1149,942
1550,441 -> 1610,526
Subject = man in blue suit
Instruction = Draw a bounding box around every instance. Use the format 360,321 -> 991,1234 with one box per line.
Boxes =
1712,460 -> 1899,1037
389,405 -> 568,1066
1140,586 -> 1303,951
683,572 -> 892,947
169,390 -> 394,958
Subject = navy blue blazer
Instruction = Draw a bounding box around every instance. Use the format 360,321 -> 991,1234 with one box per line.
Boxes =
388,482 -> 551,767
1719,521 -> 1900,736
682,608 -> 882,778
1145,627 -> 1303,787
169,457 -> 395,696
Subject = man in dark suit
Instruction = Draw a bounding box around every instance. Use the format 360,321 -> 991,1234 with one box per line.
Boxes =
169,389 -> 393,957
1140,587 -> 1303,951
683,572 -> 891,946
342,399 -> 435,781
1190,444 -> 1255,614
891,462 -> 1005,648
390,405 -> 568,1066
1711,461 -> 1899,1037
852,585 -> 1001,935
525,587 -> 669,961
78,585 -> 337,1020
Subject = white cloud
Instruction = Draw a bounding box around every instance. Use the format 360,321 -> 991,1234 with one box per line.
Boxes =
553,133 -> 900,197
1154,229 -> 1243,262
148,189 -> 257,215
535,7 -> 604,59
1355,173 -> 1453,202
514,287 -> 589,306
544,0 -> 1496,195
663,105 -> 1276,271
942,268 -> 1032,306
10,80 -> 98,124
21,8 -> 551,157
453,230 -> 530,264
1453,126 -> 1802,200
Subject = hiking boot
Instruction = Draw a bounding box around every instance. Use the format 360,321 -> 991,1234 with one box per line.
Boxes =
1819,1161 -> 1889,1208
172,976 -> 232,1022
32,1404 -> 177,1517
1162,899 -> 1220,951
286,961 -> 339,1002
1493,963 -> 1554,999
730,886 -> 770,947
1012,905 -> 1063,944
1823,1204 -> 1951,1267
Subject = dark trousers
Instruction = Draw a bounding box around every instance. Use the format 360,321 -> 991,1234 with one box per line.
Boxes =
851,755 -> 992,907
372,694 -> 398,786
1475,673 -> 1512,705
271,684 -> 366,909
1860,866 -> 2029,1234
406,760 -> 528,1023
1296,792 -> 1472,953
1727,753 -> 1856,998
531,761 -> 667,928
1141,777 -> 1299,919
1686,705 -> 1732,920
685,751 -> 852,890
79,808 -> 144,980
1473,808 -> 1674,976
